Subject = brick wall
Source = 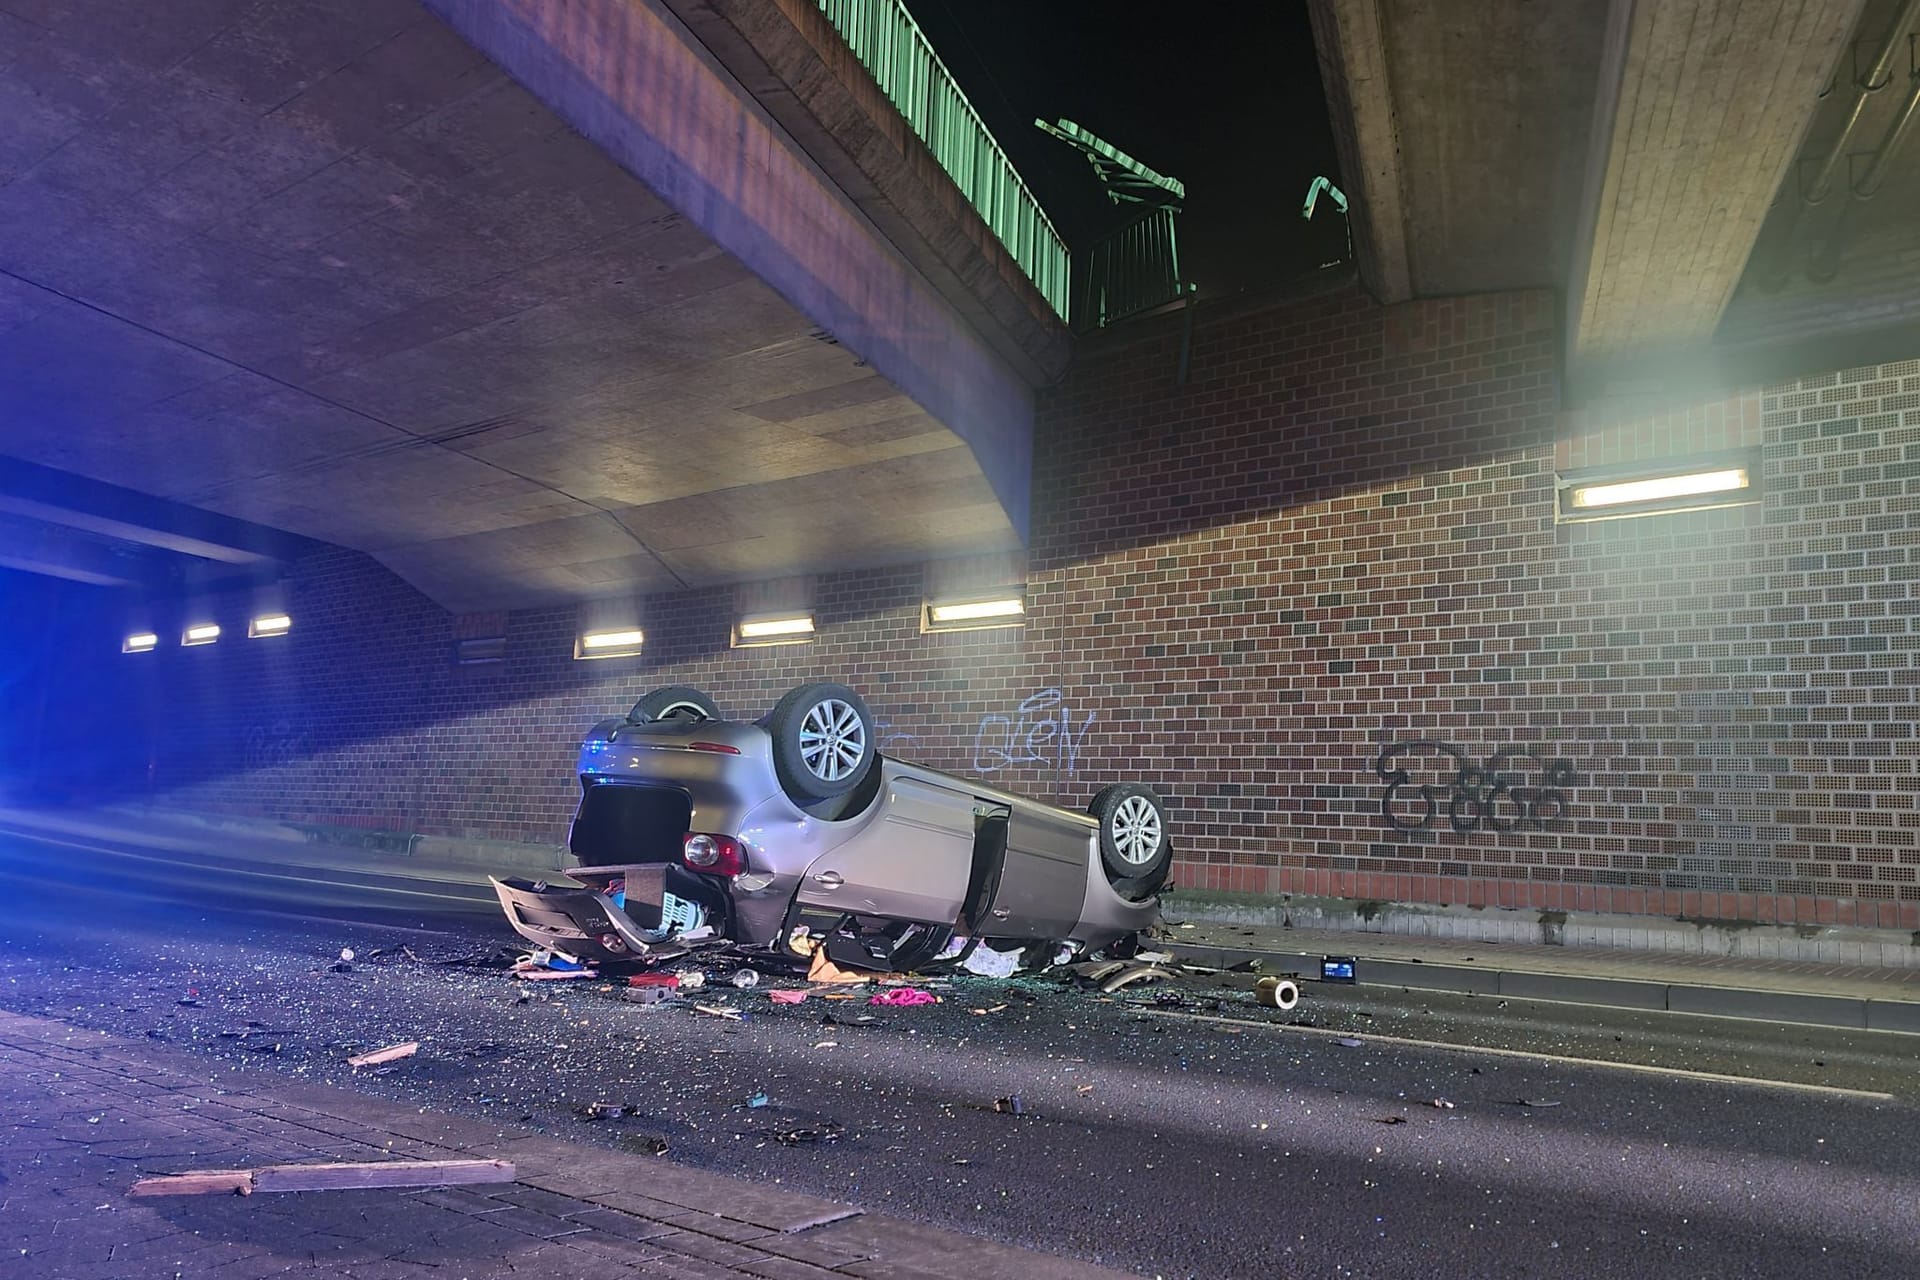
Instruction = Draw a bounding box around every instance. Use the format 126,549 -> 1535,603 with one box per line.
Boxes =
23,284 -> 1918,927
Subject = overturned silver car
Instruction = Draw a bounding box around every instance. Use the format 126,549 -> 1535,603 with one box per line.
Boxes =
492,683 -> 1170,972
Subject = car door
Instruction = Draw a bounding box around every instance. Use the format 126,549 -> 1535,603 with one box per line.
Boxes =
794,768 -> 972,925
975,799 -> 1094,939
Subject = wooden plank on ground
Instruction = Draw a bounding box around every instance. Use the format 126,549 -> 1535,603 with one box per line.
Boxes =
130,1170 -> 253,1197
252,1158 -> 514,1192
132,1159 -> 514,1197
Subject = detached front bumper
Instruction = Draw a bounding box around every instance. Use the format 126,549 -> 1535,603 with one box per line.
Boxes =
491,863 -> 733,965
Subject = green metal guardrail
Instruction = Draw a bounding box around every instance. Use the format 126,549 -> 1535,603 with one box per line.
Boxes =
816,0 -> 1071,324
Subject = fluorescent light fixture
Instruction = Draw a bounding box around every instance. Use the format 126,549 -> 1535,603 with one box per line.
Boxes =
1571,468 -> 1746,510
249,613 -> 291,638
733,614 -> 816,647
123,632 -> 158,653
1557,450 -> 1760,522
923,592 -> 1026,632
182,623 -> 221,646
575,628 -> 644,660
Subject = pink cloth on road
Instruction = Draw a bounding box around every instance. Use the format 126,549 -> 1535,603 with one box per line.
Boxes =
868,988 -> 938,1007
768,989 -> 808,1004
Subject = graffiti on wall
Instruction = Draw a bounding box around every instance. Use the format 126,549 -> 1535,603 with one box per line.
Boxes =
244,719 -> 311,772
1374,740 -> 1574,834
973,688 -> 1094,777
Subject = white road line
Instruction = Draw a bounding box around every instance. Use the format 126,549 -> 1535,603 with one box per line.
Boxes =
1141,1008 -> 1899,1101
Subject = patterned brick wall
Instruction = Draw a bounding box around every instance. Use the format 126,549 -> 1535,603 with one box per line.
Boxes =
24,284 -> 1917,928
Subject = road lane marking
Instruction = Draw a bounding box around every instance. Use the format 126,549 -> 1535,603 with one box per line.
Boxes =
1141,1008 -> 1899,1101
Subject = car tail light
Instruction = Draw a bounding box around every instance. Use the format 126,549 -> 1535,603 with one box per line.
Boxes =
682,833 -> 746,876
687,741 -> 740,755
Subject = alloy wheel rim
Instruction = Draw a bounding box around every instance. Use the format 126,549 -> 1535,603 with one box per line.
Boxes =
1111,795 -> 1162,866
799,698 -> 866,780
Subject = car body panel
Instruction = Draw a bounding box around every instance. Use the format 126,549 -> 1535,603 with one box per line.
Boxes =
792,768 -> 974,924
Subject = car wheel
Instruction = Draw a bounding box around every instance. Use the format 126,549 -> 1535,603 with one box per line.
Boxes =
767,682 -> 874,801
628,686 -> 721,724
1089,783 -> 1171,899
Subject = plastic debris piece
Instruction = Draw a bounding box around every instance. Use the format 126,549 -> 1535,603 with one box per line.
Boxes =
768,989 -> 808,1005
623,986 -> 673,1005
514,967 -> 597,981
673,969 -> 708,990
813,1040 -> 838,1049
1337,1037 -> 1365,1048
993,1095 -> 1025,1115
1375,1115 -> 1407,1125
868,987 -> 938,1007
1432,1098 -> 1456,1109
346,1042 -> 418,1068
1513,1099 -> 1562,1108
960,944 -> 1021,978
937,935 -> 968,960
627,973 -> 680,988
693,1004 -> 743,1021
730,969 -> 760,990
1101,964 -> 1173,994
773,1123 -> 842,1145
745,1091 -> 770,1109
577,1101 -> 639,1121
1076,1084 -> 1095,1096
1133,949 -> 1172,963
969,1004 -> 1009,1015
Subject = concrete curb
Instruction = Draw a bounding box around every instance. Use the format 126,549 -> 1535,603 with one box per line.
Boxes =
1163,891 -> 1920,969
1165,940 -> 1920,1035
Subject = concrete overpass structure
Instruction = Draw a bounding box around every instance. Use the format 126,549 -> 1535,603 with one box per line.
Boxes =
0,0 -> 1066,612
1309,0 -> 1920,399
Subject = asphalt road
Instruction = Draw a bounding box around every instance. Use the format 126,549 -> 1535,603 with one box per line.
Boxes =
1,825 -> 1917,1279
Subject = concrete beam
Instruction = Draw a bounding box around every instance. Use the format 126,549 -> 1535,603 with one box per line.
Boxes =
0,458 -> 314,567
0,513 -> 146,587
1305,0 -> 1412,304
1566,0 -> 1862,388
660,0 -> 1071,387
422,0 -> 1037,544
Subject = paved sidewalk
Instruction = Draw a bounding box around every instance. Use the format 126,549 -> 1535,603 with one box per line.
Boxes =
0,1011 -> 1136,1280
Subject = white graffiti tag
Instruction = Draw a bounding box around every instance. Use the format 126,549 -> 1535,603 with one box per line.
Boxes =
972,689 -> 1094,777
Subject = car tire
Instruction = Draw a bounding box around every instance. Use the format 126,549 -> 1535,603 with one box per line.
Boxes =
1089,783 -> 1171,900
628,686 -> 721,724
767,682 -> 875,801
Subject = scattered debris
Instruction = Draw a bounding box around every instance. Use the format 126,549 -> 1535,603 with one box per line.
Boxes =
131,1159 -> 513,1198
993,1094 -> 1026,1116
577,1101 -> 641,1121
1432,1098 -> 1456,1109
806,952 -> 874,985
745,1091 -> 770,1109
768,989 -> 808,1005
960,944 -> 1021,978
969,1004 -> 1009,1015
1255,976 -> 1301,1010
730,968 -> 761,989
771,1123 -> 842,1145
693,1004 -> 743,1021
627,973 -> 679,989
1101,964 -> 1174,993
673,969 -> 708,990
1374,1116 -> 1408,1125
345,1041 -> 418,1069
626,1135 -> 670,1156
868,988 -> 937,1007
1337,1038 -> 1365,1048
1511,1099 -> 1562,1108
